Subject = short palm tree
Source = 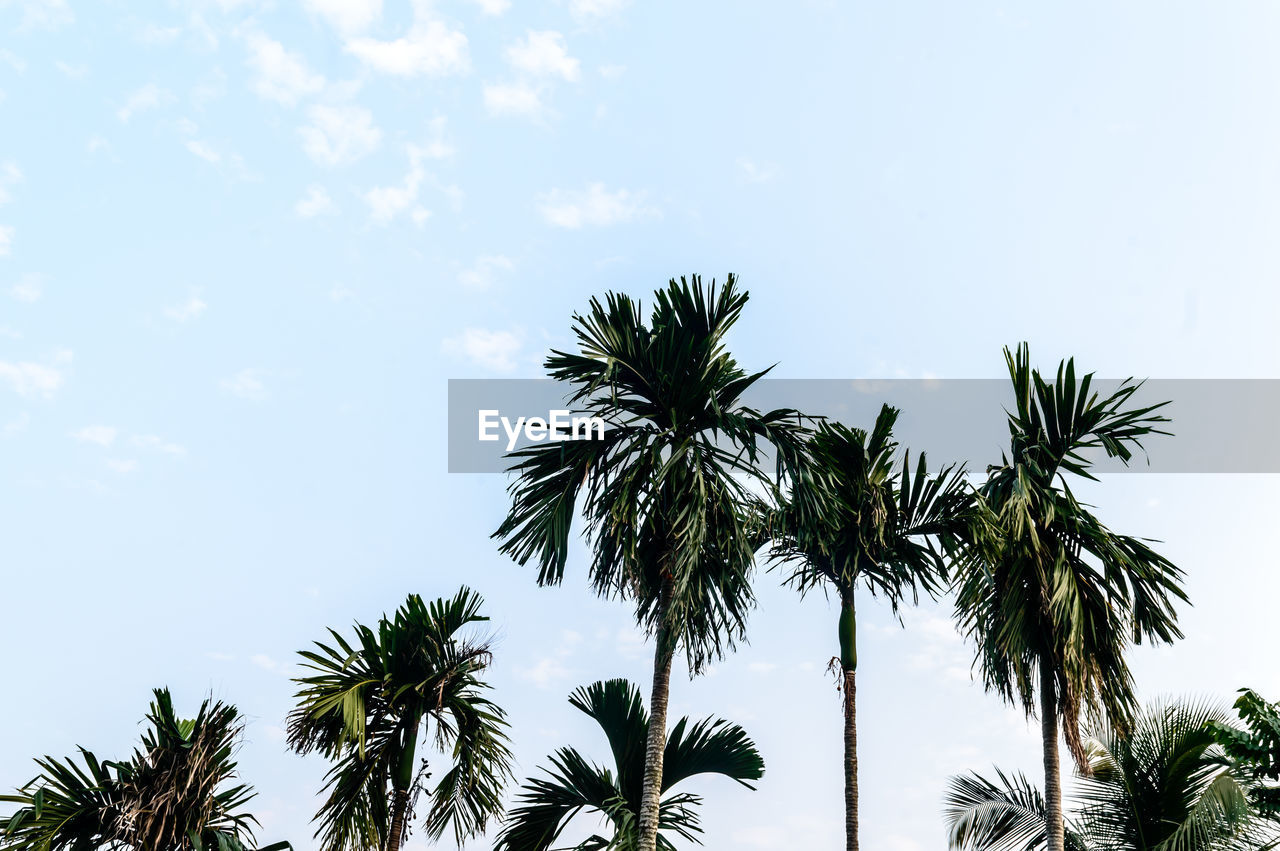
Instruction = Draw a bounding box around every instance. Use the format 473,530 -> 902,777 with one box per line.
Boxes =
953,344 -> 1189,851
945,699 -> 1280,851
764,405 -> 970,851
1211,688 -> 1280,822
0,688 -> 288,851
493,275 -> 805,851
494,678 -> 764,850
286,588 -> 513,851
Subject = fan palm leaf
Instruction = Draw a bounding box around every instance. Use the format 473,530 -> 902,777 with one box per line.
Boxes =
494,679 -> 763,851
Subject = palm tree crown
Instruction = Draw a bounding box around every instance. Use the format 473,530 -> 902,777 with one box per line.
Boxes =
955,344 -> 1188,764
945,699 -> 1279,851
0,689 -> 287,851
286,588 -> 513,851
494,678 -> 764,851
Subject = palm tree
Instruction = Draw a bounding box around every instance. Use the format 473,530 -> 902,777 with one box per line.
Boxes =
286,588 -> 513,851
492,275 -> 806,851
952,344 -> 1189,851
764,405 -> 970,851
1211,688 -> 1280,822
0,688 -> 289,851
494,679 -> 764,850
944,699 -> 1280,850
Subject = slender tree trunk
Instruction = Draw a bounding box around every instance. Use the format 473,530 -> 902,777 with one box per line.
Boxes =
387,715 -> 422,851
637,577 -> 676,851
839,588 -> 859,851
1040,664 -> 1065,851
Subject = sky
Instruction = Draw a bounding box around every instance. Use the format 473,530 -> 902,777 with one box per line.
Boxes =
2,1 -> 1280,849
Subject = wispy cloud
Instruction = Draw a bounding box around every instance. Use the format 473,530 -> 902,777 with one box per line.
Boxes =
441,327 -> 522,372
737,156 -> 777,183
220,368 -> 269,400
0,161 -> 21,206
132,434 -> 187,456
295,185 -> 338,218
467,0 -> 510,15
302,0 -> 382,36
72,425 -> 117,446
163,291 -> 207,322
344,3 -> 469,78
9,274 -> 40,302
362,129 -> 453,226
569,0 -> 628,21
483,81 -> 543,118
0,350 -> 71,398
105,458 -> 138,474
242,30 -> 326,107
536,182 -> 658,229
10,0 -> 74,32
0,225 -> 13,257
505,31 -> 580,81
299,104 -> 382,167
458,255 -> 513,291
117,84 -> 173,123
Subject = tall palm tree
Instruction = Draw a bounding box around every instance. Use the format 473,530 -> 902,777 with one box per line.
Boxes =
764,405 -> 970,851
0,689 -> 289,851
493,275 -> 806,851
286,588 -> 513,851
953,344 -> 1189,851
494,678 -> 764,850
944,699 -> 1280,851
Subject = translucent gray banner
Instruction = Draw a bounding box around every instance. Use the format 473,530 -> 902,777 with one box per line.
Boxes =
447,379 -> 1278,474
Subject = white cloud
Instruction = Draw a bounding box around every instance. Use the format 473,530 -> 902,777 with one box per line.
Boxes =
0,350 -> 71,398
441,328 -> 521,372
0,225 -> 12,256
505,30 -> 579,81
362,133 -> 452,225
242,31 -> 326,107
299,104 -> 382,167
0,161 -> 22,205
569,0 -> 627,20
467,0 -> 509,14
185,139 -> 221,164
302,0 -> 381,36
220,368 -> 269,400
521,656 -> 571,689
536,182 -> 657,229
86,135 -> 110,155
164,292 -> 207,322
737,156 -> 777,183
105,458 -> 138,474
117,84 -> 173,123
344,6 -> 469,78
458,255 -> 513,290
72,425 -> 117,446
483,81 -> 542,117
599,63 -> 626,79
295,185 -> 337,218
9,274 -> 39,302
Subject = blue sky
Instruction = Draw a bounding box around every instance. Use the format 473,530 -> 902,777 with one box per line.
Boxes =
3,1 -> 1280,849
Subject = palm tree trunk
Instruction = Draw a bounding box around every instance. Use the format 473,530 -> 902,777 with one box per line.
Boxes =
637,576 -> 676,851
839,589 -> 858,851
387,715 -> 421,851
1040,664 -> 1065,851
